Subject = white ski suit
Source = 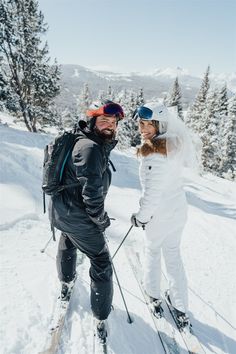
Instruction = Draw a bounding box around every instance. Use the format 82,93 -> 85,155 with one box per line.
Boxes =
135,152 -> 188,312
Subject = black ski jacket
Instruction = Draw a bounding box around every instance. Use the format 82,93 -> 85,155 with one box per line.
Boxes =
50,129 -> 117,235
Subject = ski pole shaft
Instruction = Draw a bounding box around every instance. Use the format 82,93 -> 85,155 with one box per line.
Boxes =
112,225 -> 133,260
104,233 -> 133,324
40,235 -> 53,253
111,261 -> 133,324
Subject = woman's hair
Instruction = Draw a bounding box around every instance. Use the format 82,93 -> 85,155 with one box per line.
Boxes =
137,121 -> 167,157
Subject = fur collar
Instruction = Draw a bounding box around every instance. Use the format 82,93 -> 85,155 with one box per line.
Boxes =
137,138 -> 166,157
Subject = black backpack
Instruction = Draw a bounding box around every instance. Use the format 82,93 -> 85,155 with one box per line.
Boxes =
42,130 -> 80,211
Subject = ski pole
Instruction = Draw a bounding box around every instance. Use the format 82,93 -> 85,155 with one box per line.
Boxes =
40,235 -> 53,253
111,261 -> 134,324
112,225 -> 133,260
104,234 -> 134,324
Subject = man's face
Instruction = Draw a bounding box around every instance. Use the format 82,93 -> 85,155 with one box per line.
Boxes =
94,115 -> 117,140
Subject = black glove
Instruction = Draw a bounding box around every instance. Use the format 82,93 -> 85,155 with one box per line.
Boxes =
131,214 -> 147,229
90,211 -> 111,232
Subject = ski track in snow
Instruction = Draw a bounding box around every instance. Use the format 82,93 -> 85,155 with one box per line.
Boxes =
0,213 -> 39,231
1,118 -> 236,354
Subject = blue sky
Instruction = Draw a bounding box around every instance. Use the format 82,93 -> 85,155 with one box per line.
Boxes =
38,0 -> 236,76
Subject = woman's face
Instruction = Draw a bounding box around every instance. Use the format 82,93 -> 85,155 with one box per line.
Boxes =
139,120 -> 157,140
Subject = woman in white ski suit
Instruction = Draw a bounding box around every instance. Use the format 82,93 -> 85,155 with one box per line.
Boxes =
131,104 -> 191,315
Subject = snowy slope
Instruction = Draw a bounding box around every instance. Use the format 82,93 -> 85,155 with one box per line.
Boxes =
0,114 -> 236,354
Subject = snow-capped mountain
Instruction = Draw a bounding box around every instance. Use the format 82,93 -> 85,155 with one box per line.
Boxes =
57,64 -> 236,113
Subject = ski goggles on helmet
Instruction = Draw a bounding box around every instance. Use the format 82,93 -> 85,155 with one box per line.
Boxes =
133,106 -> 153,120
134,105 -> 168,134
86,103 -> 124,120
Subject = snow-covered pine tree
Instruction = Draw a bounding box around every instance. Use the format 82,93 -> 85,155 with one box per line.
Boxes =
0,0 -> 60,132
127,91 -> 140,147
166,77 -> 183,120
76,83 -> 92,120
185,66 -> 210,133
131,88 -> 145,145
201,89 -> 221,174
0,58 -> 7,111
107,85 -> 115,101
116,89 -> 131,149
116,89 -> 141,149
217,84 -> 228,163
220,94 -> 236,180
58,107 -> 77,131
218,84 -> 228,117
136,87 -> 145,106
0,57 -> 17,112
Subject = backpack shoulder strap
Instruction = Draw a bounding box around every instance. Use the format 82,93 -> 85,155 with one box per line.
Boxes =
108,159 -> 116,172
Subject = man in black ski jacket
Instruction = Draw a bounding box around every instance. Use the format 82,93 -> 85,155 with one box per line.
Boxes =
50,102 -> 124,323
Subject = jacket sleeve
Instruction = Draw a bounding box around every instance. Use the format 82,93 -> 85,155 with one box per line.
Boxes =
136,155 -> 167,223
72,142 -> 105,218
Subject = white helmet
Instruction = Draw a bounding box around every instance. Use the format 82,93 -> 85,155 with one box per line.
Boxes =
134,103 -> 169,134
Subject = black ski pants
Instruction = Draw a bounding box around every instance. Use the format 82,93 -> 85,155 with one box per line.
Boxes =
56,231 -> 113,320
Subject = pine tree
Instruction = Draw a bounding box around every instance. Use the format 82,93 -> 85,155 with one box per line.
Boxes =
185,66 -> 210,132
217,84 -> 228,161
127,91 -> 139,147
0,0 -> 60,132
116,89 -> 131,150
218,84 -> 228,117
166,77 -> 183,120
201,89 -> 220,173
0,57 -> 12,111
131,88 -> 145,145
60,107 -> 77,130
77,83 -> 92,120
116,90 -> 140,149
107,85 -> 115,101
220,95 -> 236,180
136,87 -> 145,106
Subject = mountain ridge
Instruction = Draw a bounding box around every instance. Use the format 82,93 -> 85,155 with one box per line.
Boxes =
56,64 -> 236,113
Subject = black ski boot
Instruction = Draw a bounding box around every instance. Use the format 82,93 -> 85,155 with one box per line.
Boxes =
165,290 -> 190,328
60,280 -> 75,301
175,309 -> 190,328
96,320 -> 107,344
149,297 -> 164,318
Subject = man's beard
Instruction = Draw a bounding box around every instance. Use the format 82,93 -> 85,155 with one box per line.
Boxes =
94,127 -> 116,142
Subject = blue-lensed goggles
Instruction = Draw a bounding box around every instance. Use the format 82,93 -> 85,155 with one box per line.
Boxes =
134,106 -> 153,120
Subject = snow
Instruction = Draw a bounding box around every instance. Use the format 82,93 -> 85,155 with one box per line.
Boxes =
0,113 -> 236,354
211,72 -> 236,94
152,67 -> 190,78
73,69 -> 80,78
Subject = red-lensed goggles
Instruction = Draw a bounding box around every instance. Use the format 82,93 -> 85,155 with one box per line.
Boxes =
86,103 -> 124,120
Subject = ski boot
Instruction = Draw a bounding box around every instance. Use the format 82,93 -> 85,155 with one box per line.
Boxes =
175,309 -> 190,329
149,296 -> 164,318
96,320 -> 107,344
165,290 -> 190,329
60,280 -> 75,301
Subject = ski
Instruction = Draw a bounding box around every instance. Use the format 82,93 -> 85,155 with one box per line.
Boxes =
39,279 -> 76,354
125,246 -> 181,354
164,291 -> 206,354
39,250 -> 85,354
93,318 -> 108,354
